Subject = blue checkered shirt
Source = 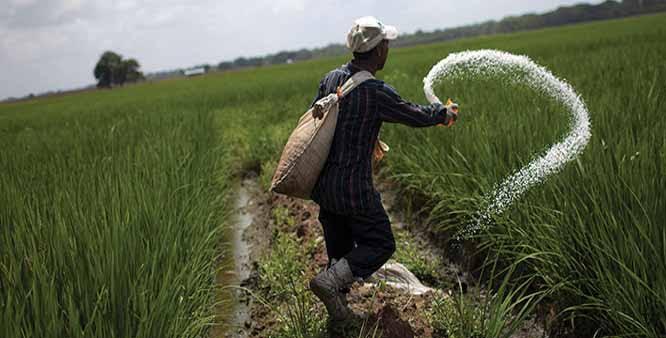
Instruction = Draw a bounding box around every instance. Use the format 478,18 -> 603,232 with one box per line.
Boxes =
311,62 -> 448,215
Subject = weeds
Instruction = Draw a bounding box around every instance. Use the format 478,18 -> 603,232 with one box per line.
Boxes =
259,232 -> 306,301
254,208 -> 327,337
393,229 -> 443,287
272,205 -> 297,231
429,263 -> 546,338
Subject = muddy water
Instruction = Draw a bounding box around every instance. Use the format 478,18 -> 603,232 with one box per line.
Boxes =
227,179 -> 257,338
211,179 -> 258,338
233,180 -> 254,282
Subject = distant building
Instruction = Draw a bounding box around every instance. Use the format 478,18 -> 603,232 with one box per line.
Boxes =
184,67 -> 206,77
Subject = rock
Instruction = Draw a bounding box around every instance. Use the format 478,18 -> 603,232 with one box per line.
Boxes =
365,262 -> 434,295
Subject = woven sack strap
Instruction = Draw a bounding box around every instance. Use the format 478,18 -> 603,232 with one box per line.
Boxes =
312,70 -> 373,119
337,70 -> 374,99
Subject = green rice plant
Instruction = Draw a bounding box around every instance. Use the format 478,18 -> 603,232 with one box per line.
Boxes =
0,102 -> 231,337
429,261 -> 547,338
431,290 -> 484,338
272,206 -> 297,232
260,159 -> 279,191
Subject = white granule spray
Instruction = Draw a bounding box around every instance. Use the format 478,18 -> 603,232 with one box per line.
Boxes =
423,50 -> 591,237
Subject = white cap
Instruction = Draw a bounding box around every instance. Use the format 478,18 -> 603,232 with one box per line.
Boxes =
346,16 -> 399,53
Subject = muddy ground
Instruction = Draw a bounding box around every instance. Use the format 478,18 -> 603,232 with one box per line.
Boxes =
222,173 -> 545,338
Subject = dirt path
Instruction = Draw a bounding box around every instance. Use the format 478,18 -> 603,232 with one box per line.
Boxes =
218,173 -> 455,337
221,174 -> 545,338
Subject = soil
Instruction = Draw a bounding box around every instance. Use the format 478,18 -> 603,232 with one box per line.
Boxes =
222,172 -> 546,338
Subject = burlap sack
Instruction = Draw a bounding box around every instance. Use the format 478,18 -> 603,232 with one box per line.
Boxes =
271,70 -> 374,199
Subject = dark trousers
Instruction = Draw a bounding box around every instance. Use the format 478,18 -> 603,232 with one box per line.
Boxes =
318,204 -> 396,279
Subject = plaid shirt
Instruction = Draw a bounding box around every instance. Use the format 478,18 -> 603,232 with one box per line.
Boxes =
311,62 -> 448,215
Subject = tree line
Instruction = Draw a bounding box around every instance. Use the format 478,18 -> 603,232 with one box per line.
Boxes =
390,0 -> 666,48
135,0 -> 665,82
208,0 -> 665,72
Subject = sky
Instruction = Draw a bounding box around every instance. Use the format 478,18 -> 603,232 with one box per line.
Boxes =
0,0 -> 604,100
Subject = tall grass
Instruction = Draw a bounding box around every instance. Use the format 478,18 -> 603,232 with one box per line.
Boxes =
429,262 -> 547,338
0,97 -> 231,337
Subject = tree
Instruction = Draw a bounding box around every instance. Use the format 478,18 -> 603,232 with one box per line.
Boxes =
93,51 -> 144,88
94,51 -> 121,88
120,58 -> 143,84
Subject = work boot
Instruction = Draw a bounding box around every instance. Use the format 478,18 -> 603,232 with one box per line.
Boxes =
309,258 -> 357,322
328,258 -> 351,296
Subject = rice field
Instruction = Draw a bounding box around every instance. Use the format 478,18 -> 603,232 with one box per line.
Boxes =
1,12 -> 665,338
0,89 -> 232,337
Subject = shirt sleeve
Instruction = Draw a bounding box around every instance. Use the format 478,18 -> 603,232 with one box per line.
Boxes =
377,83 -> 448,127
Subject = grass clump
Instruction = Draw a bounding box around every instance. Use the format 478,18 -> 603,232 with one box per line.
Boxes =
256,232 -> 326,338
251,205 -> 326,338
429,264 -> 545,338
392,229 -> 443,287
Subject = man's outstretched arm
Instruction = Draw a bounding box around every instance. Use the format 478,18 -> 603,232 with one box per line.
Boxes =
377,84 -> 456,127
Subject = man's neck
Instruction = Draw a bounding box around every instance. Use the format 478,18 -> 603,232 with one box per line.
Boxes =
350,59 -> 378,75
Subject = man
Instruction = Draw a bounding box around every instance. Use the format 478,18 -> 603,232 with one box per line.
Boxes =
308,16 -> 458,332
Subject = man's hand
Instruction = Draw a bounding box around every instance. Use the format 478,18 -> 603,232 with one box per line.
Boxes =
439,99 -> 459,127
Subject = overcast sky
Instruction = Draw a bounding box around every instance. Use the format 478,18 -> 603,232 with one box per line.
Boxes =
0,0 -> 603,99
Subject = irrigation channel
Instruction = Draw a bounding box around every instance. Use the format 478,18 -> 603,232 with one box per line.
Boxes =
222,178 -> 261,338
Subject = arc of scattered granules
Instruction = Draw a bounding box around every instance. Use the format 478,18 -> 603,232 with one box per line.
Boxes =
423,49 -> 592,237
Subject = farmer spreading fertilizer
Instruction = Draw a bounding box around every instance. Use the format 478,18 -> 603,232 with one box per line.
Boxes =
303,16 -> 459,334
269,15 -> 593,336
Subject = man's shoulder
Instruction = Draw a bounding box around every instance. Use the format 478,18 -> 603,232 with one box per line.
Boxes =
369,80 -> 398,97
320,65 -> 394,93
355,78 -> 386,92
323,65 -> 351,81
